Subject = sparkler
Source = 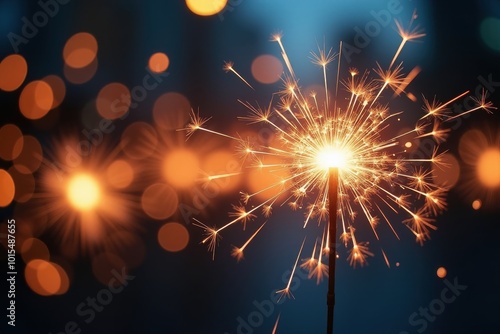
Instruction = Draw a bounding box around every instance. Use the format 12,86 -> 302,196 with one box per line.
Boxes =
184,21 -> 495,333
34,137 -> 140,256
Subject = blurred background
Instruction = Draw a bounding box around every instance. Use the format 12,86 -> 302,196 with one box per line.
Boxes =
0,0 -> 499,333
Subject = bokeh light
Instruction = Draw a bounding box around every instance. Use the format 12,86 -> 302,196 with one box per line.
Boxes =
106,160 -> 134,189
153,92 -> 191,130
459,129 -> 488,165
96,82 -> 131,120
19,80 -> 54,120
148,52 -> 170,73
163,149 -> 199,188
63,58 -> 98,84
63,32 -> 98,68
0,54 -> 28,92
251,54 -> 283,84
185,0 -> 227,16
476,148 -> 500,188
21,238 -> 50,263
25,259 -> 62,296
457,127 -> 500,207
432,153 -> 460,188
67,174 -> 101,211
437,267 -> 447,279
0,169 -> 15,207
0,124 -> 23,160
52,262 -> 70,294
472,199 -> 482,210
8,166 -> 35,203
42,75 -> 66,109
36,139 -> 142,254
141,183 -> 178,220
13,135 -> 43,173
397,127 -> 420,152
480,17 -> 500,52
158,222 -> 189,252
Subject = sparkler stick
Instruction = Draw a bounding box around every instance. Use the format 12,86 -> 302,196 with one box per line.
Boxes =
327,167 -> 338,334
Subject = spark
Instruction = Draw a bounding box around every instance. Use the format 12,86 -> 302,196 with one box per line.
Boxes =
306,233 -> 329,284
311,46 -> 338,110
193,218 -> 221,260
390,15 -> 426,69
445,90 -> 497,121
182,110 -> 239,141
223,61 -> 254,90
416,120 -> 450,143
347,227 -> 373,268
381,249 -> 391,268
420,91 -> 469,120
205,172 -> 242,182
301,238 -> 319,272
276,238 -> 306,301
178,110 -> 209,139
271,314 -> 281,334
231,222 -> 266,262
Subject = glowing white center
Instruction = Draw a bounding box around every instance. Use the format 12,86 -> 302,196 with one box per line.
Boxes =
67,174 -> 101,211
316,147 -> 348,169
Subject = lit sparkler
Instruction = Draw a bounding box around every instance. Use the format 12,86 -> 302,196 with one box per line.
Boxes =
184,21 -> 495,334
34,137 -> 140,256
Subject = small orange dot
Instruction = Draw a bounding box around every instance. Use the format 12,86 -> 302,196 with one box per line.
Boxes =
437,267 -> 447,278
96,82 -> 130,120
0,54 -> 28,92
148,52 -> 170,73
158,222 -> 189,252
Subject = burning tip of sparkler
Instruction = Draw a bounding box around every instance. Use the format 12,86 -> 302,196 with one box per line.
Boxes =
229,204 -> 256,229
308,262 -> 329,284
394,19 -> 426,42
271,33 -> 282,42
223,61 -> 254,90
315,146 -> 349,169
181,110 -> 211,139
311,47 -> 338,68
222,61 -> 234,72
348,67 -> 358,76
231,246 -> 245,262
193,218 -> 220,260
276,288 -> 294,301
